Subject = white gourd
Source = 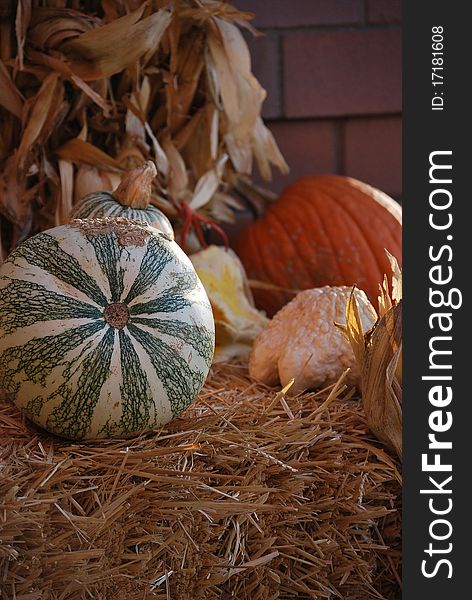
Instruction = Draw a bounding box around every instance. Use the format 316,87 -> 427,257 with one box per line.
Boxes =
0,217 -> 214,440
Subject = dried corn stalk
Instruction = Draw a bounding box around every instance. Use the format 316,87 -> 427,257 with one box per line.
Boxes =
0,0 -> 288,259
344,253 -> 403,458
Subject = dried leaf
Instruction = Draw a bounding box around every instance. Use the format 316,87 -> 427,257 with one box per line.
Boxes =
173,108 -> 205,151
340,286 -> 370,371
206,24 -> 240,122
29,50 -> 111,115
144,122 -> 169,178
16,72 -> 60,165
214,18 -> 266,144
56,159 -> 74,226
0,0 -> 287,260
189,155 -> 228,211
0,61 -> 24,118
163,137 -> 188,200
209,191 -> 245,223
224,131 -> 252,175
209,198 -> 237,224
15,0 -> 31,70
377,274 -> 392,318
74,165 -> 104,203
0,155 -> 36,230
55,139 -> 121,171
386,250 -> 402,303
210,107 -> 219,160
165,30 -> 205,133
362,302 -> 403,458
28,9 -> 97,49
252,117 -> 289,180
62,6 -> 171,81
234,176 -> 277,217
378,250 -> 403,317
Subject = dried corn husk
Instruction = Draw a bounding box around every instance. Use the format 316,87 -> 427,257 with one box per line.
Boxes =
190,245 -> 269,362
344,253 -> 403,458
0,0 -> 288,259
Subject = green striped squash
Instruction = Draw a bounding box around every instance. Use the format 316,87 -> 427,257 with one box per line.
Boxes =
70,191 -> 174,239
69,161 -> 174,239
0,217 -> 214,440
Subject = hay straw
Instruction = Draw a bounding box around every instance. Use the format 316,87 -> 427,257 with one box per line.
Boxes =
0,363 -> 401,599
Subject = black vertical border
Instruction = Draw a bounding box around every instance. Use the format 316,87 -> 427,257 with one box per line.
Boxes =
403,2 -> 469,597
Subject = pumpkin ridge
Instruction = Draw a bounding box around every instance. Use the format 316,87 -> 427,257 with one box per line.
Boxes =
276,187 -> 344,286
0,279 -> 102,335
129,269 -> 201,315
300,194 -> 345,285
164,269 -> 200,296
109,205 -> 122,218
293,189 -> 350,286
325,175 -> 402,224
246,220 -> 274,286
123,236 -> 174,305
115,328 -> 157,435
269,207 -> 314,284
11,232 -> 108,307
84,231 -> 127,303
300,186 -> 377,288
326,192 -> 385,292
132,317 -> 214,367
251,218 -> 293,315
46,326 -> 116,439
71,190 -> 174,238
318,176 -> 401,243
127,322 -> 205,417
0,320 -> 105,393
233,222 -> 280,314
129,295 -> 192,316
318,179 -> 400,278
300,177 -> 388,286
70,192 -> 110,219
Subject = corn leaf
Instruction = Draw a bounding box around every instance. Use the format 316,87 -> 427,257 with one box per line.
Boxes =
16,72 -> 61,165
62,6 -> 171,81
55,139 -> 121,170
56,159 -> 74,226
0,61 -> 24,118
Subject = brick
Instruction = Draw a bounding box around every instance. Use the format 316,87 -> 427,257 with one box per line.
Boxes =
343,116 -> 402,197
234,0 -> 363,28
367,0 -> 402,24
246,33 -> 280,119
252,119 -> 338,195
283,29 -> 402,118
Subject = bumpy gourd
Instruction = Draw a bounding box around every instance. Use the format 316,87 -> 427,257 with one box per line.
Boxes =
249,286 -> 377,395
70,161 -> 174,239
0,217 -> 214,440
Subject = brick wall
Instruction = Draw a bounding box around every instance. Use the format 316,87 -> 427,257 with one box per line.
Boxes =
235,0 -> 402,199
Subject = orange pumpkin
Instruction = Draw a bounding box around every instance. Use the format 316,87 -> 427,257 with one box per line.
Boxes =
233,175 -> 402,316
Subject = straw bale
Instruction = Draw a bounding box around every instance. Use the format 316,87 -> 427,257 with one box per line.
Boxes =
0,363 -> 401,599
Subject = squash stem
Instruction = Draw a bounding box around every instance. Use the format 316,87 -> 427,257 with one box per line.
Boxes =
112,161 -> 157,209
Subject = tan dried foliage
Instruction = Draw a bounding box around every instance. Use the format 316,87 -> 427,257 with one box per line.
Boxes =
1,362 -> 401,599
0,0 -> 288,260
344,254 -> 403,459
